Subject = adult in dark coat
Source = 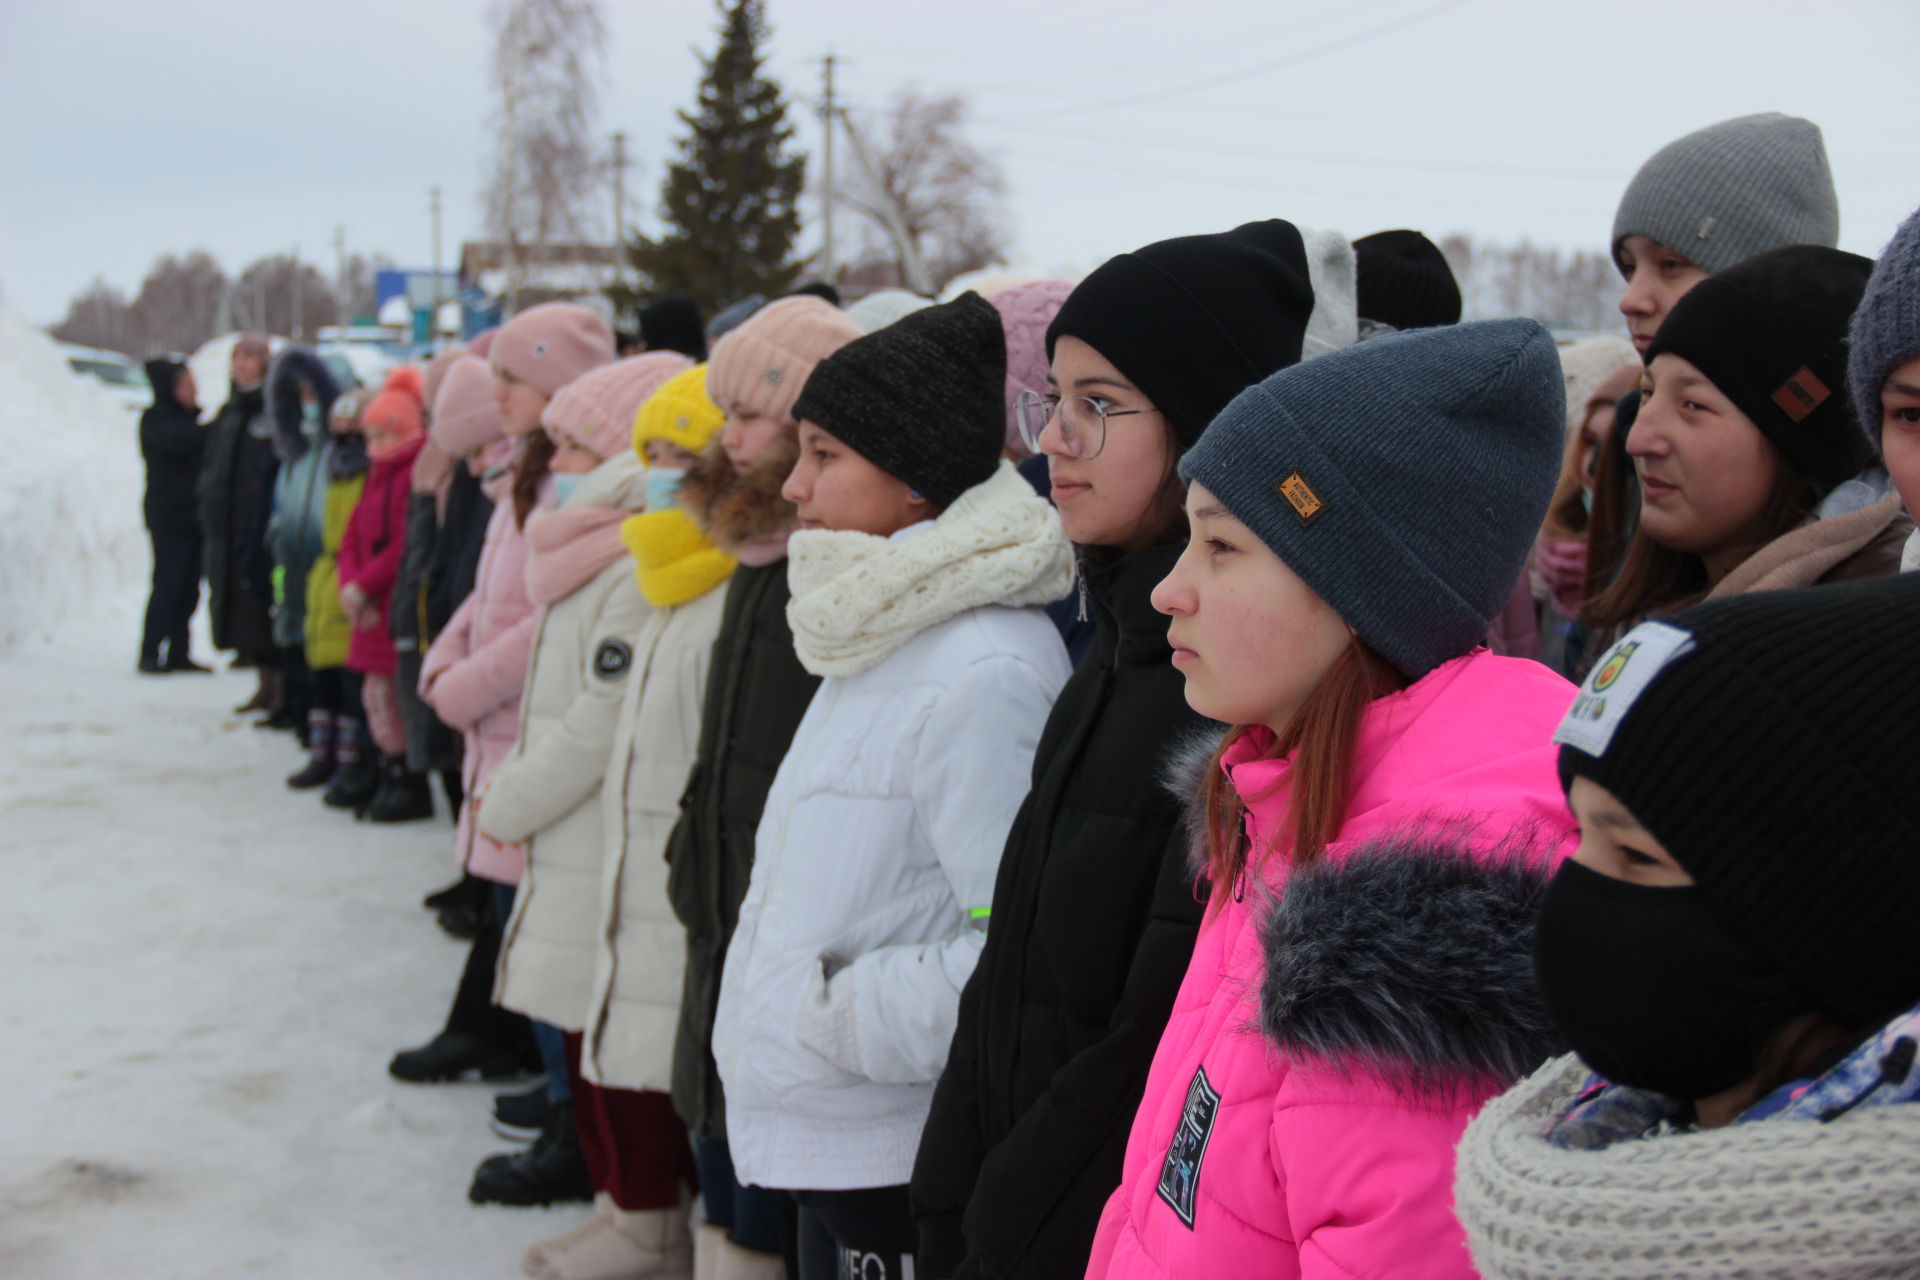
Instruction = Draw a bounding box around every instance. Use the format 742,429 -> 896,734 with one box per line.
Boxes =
138,357 -> 208,672
198,335 -> 281,709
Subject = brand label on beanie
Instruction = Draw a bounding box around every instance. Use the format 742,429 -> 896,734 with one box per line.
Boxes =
1277,471 -> 1327,524
1555,621 -> 1695,758
1771,366 -> 1830,424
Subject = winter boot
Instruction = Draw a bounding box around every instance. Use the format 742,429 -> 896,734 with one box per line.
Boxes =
492,1083 -> 555,1142
530,1193 -> 693,1280
523,1193 -> 617,1278
389,1029 -> 539,1084
468,1098 -> 593,1207
286,712 -> 338,790
703,1230 -> 783,1280
234,666 -> 278,715
364,757 -> 435,823
423,872 -> 483,911
322,720 -> 379,810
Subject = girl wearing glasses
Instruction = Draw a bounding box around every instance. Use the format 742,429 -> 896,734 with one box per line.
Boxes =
912,221 -> 1356,1280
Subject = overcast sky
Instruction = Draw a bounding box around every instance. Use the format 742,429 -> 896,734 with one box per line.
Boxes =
2,0 -> 1914,327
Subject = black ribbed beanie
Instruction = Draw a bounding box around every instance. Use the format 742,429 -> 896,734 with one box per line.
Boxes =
1556,574 -> 1920,1025
1645,245 -> 1874,490
790,291 -> 1005,509
1046,219 -> 1316,448
1353,229 -> 1462,330
640,296 -> 708,361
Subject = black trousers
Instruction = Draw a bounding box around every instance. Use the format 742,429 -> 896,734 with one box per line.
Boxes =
445,886 -> 537,1057
142,525 -> 201,665
792,1185 -> 916,1280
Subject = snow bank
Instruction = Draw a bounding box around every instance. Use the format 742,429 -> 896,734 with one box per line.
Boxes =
0,306 -> 149,655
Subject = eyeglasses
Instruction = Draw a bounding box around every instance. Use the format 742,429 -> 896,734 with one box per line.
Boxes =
1014,390 -> 1153,460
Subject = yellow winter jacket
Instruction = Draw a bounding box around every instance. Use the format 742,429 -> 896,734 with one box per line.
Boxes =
305,471 -> 367,669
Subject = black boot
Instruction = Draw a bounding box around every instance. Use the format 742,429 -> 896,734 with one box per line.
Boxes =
364,757 -> 435,823
422,872 -> 483,912
286,712 -> 337,790
467,1099 -> 592,1206
490,1083 -> 554,1142
389,1028 -> 540,1084
322,721 -> 378,811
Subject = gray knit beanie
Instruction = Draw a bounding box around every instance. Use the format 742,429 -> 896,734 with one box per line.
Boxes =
1848,204 -> 1920,451
1611,112 -> 1839,276
1180,318 -> 1564,680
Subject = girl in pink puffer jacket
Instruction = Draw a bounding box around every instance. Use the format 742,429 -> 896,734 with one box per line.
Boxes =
1088,320 -> 1578,1280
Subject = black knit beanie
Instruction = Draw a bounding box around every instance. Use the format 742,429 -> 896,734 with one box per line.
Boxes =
640,296 -> 708,361
1645,245 -> 1875,490
1353,229 -> 1462,330
790,291 -> 1005,509
1046,219 -> 1316,447
1555,574 -> 1920,1025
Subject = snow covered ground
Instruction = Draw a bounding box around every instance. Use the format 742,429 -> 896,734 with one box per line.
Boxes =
0,648 -> 596,1278
0,309 -> 592,1276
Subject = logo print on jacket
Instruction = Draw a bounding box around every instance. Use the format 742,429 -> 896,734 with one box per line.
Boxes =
593,639 -> 633,681
1157,1065 -> 1221,1229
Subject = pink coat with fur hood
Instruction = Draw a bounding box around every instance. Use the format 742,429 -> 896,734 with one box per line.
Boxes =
420,475 -> 552,884
1087,651 -> 1578,1280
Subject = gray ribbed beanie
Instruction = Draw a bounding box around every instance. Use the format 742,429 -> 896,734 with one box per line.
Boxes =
1611,112 -> 1839,276
1848,204 -> 1920,450
1180,318 -> 1564,679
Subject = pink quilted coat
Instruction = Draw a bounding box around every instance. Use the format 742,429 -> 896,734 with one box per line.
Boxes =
420,476 -> 551,884
1087,651 -> 1578,1280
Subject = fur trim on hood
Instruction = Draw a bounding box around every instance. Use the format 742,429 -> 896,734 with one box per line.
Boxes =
1257,831 -> 1562,1099
1162,723 -> 1229,883
266,347 -> 341,463
678,431 -> 800,560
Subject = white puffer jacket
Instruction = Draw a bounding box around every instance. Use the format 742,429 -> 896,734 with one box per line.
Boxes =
485,454 -> 650,1031
714,464 -> 1075,1190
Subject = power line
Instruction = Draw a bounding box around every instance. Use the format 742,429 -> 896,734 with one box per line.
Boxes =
980,0 -> 1474,123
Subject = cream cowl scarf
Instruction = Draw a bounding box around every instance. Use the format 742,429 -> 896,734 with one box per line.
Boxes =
785,461 -> 1074,677
1455,1052 -> 1920,1279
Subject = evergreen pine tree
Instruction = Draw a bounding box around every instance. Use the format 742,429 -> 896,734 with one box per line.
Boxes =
612,0 -> 806,320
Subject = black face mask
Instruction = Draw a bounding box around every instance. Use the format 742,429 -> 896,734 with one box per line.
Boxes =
1535,859 -> 1805,1102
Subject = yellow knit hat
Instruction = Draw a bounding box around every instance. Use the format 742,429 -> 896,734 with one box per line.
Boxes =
632,363 -> 724,466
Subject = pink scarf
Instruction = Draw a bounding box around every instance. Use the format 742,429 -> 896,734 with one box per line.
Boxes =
524,505 -> 632,604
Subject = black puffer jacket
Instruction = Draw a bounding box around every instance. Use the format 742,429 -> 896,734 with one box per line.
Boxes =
198,380 -> 277,656
139,359 -> 203,531
664,558 -> 820,1139
912,542 -> 1209,1280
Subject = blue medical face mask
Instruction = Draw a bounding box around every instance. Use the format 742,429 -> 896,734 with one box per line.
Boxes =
301,400 -> 321,425
552,473 -> 584,504
645,467 -> 686,514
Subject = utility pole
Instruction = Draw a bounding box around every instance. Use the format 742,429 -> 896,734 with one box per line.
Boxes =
429,185 -> 443,345
611,131 -> 628,300
290,243 -> 303,341
821,53 -> 837,284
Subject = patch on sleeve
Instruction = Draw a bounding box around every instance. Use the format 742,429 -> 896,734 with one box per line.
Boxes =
1156,1065 -> 1221,1229
1554,621 -> 1694,758
592,639 -> 633,681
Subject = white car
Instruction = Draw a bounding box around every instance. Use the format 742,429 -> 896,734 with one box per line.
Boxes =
59,342 -> 151,413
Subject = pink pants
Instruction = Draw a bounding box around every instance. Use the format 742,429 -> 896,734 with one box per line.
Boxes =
361,672 -> 407,756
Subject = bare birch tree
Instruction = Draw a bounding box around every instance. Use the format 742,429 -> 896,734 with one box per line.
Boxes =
482,0 -> 608,312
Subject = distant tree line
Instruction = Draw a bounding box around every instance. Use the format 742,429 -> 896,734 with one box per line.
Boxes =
1440,235 -> 1622,331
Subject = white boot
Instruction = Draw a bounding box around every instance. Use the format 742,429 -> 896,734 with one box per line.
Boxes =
710,1235 -> 787,1280
693,1223 -> 728,1280
541,1196 -> 694,1280
525,1194 -> 617,1278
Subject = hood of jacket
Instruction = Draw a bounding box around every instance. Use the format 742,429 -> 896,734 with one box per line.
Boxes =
144,356 -> 189,403
678,431 -> 799,563
266,347 -> 341,464
1709,488 -> 1912,598
785,461 -> 1075,677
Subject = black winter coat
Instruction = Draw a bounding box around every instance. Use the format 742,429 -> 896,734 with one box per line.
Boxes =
430,466 -> 492,638
664,559 -> 820,1139
198,382 -> 277,656
912,543 -> 1209,1280
140,361 -> 203,531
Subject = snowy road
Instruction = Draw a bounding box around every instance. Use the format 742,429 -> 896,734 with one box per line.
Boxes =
1,649 -> 593,1278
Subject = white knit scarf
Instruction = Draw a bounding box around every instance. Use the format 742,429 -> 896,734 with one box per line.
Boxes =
1455,1053 -> 1920,1279
785,461 -> 1074,677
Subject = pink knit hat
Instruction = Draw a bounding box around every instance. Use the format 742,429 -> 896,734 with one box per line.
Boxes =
431,354 -> 505,455
421,345 -> 468,420
706,296 -> 861,425
541,350 -> 694,461
989,280 -> 1074,457
490,303 -> 616,398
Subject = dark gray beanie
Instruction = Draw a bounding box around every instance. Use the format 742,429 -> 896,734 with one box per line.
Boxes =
1180,317 -> 1564,680
1849,204 -> 1920,451
791,292 -> 1005,509
1611,112 -> 1839,276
